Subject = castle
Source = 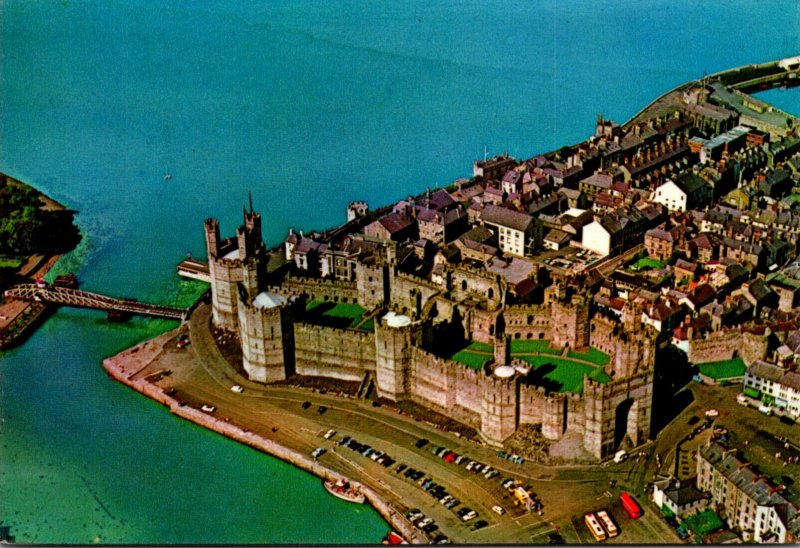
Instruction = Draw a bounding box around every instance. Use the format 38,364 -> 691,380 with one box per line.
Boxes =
203,205 -> 659,461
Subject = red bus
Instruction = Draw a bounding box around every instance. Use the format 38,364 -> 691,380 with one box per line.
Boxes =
620,492 -> 642,519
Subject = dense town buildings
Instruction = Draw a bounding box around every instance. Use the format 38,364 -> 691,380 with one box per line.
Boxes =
696,442 -> 799,543
201,59 -> 800,466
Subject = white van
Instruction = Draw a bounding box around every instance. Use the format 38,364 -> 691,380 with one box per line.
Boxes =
613,450 -> 628,463
758,405 -> 773,416
736,394 -> 750,407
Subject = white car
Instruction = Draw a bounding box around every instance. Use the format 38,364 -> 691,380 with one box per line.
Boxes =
461,510 -> 477,521
492,505 -> 506,515
231,385 -> 244,393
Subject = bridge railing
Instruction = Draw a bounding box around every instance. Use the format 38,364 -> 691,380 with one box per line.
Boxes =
4,284 -> 188,321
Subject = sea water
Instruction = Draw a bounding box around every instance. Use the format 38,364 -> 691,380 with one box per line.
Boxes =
1,0 -> 799,543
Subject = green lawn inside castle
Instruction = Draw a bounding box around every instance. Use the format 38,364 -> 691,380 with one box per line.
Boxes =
448,339 -> 612,394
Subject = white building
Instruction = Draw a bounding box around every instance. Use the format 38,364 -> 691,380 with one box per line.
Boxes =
651,179 -> 688,212
743,360 -> 800,418
481,204 -> 540,257
582,219 -> 612,256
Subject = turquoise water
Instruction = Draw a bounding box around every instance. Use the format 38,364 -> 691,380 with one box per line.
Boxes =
1,0 -> 799,543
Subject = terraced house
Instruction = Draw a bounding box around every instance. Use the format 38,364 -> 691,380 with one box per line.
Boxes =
696,442 -> 800,543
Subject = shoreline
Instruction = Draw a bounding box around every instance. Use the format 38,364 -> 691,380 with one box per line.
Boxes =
101,330 -> 421,544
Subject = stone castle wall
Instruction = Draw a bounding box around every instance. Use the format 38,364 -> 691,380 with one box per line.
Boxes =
283,276 -> 359,304
449,266 -> 503,308
502,304 -> 553,341
687,329 -> 768,365
294,323 -> 376,381
391,271 -> 441,318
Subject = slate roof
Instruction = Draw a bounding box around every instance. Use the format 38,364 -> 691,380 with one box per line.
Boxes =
663,483 -> 707,507
482,204 -> 535,232
378,212 -> 415,234
699,442 -> 794,513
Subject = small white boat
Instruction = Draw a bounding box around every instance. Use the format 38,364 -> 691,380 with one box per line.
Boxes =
200,404 -> 216,413
163,173 -> 172,181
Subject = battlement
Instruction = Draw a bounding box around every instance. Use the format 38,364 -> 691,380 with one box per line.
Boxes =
394,270 -> 442,292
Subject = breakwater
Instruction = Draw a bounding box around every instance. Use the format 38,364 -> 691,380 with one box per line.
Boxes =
102,332 -> 423,544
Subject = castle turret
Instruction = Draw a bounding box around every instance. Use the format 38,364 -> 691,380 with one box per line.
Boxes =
374,312 -> 414,400
480,365 -> 519,445
205,218 -> 220,258
205,217 -> 243,330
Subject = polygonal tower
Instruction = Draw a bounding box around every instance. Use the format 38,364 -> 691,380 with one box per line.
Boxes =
205,196 -> 267,331
480,365 -> 520,445
237,288 -> 296,383
374,311 -> 414,400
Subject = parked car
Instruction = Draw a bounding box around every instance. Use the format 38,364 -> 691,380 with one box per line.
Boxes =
461,510 -> 477,521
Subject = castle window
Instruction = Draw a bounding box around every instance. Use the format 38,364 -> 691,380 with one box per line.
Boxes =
526,332 -> 532,339
461,280 -> 467,291
527,315 -> 533,325
488,288 -> 494,299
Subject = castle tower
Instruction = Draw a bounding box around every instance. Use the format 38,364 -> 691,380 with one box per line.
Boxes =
205,199 -> 268,331
550,290 -> 590,350
741,328 -> 770,365
494,334 -> 510,366
205,218 -> 220,257
374,312 -> 414,400
205,217 -> 243,330
237,289 -> 296,383
480,365 -> 519,445
582,371 -> 654,460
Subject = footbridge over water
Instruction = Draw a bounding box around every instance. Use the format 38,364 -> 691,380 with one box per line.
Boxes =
4,284 -> 189,321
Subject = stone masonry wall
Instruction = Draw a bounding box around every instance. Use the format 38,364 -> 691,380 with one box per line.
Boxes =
449,266 -> 503,308
502,304 -> 553,341
686,329 -> 769,365
293,323 -> 376,381
283,276 -> 359,304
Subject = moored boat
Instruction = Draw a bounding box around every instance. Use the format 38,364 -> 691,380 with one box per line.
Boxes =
323,478 -> 366,504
